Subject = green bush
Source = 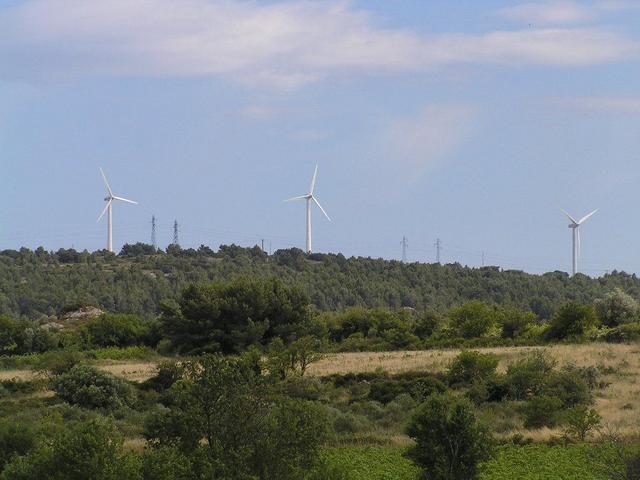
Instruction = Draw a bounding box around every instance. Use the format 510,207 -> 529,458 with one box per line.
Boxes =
499,307 -> 537,339
53,365 -> 136,410
448,301 -> 497,339
546,303 -> 598,340
542,370 -> 592,408
406,393 -> 494,480
447,351 -> 499,386
0,419 -> 38,469
0,418 -> 140,480
594,288 -> 639,327
522,396 -> 564,429
504,351 -> 556,400
84,314 -> 150,348
33,349 -> 85,376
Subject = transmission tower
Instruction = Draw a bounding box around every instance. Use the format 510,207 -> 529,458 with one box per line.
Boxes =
434,238 -> 442,264
151,215 -> 157,250
173,220 -> 180,247
401,236 -> 408,263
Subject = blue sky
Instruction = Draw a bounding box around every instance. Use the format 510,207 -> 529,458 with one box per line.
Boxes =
1,0 -> 640,275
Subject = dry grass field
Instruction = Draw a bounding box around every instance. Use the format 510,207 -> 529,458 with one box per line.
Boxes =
2,343 -> 640,439
310,343 -> 640,439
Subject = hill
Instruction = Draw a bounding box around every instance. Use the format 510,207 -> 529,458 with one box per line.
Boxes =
1,244 -> 639,319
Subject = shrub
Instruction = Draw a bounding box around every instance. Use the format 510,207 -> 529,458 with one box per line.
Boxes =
0,419 -> 38,468
601,323 -> 640,343
84,314 -> 150,348
406,393 -> 494,480
499,307 -> 537,339
447,351 -> 499,386
448,301 -> 497,339
594,288 -> 639,327
542,370 -> 592,408
562,406 -> 601,441
33,348 -> 85,377
546,303 -> 598,340
0,418 -> 140,480
53,365 -> 136,410
505,351 -> 556,400
522,395 -> 564,429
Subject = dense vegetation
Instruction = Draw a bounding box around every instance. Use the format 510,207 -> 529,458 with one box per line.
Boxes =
3,245 -> 640,478
2,244 -> 640,320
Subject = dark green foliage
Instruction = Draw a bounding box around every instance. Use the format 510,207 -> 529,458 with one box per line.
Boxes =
120,243 -> 158,257
53,365 -> 136,410
406,393 -> 494,480
3,246 -> 639,322
33,348 -> 85,376
368,374 -> 447,404
447,351 -> 499,386
84,314 -> 150,348
323,308 -> 420,351
0,418 -> 141,480
542,369 -> 592,408
144,354 -> 328,479
504,351 -> 556,400
160,277 -> 309,354
499,307 -> 537,339
448,301 -> 497,339
546,303 -> 599,340
0,419 -> 37,469
522,396 -> 564,429
0,316 -> 57,355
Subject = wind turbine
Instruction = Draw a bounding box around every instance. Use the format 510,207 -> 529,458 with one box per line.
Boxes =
97,168 -> 137,252
561,209 -> 597,276
285,165 -> 331,254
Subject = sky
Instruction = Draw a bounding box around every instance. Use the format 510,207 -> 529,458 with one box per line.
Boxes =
1,0 -> 640,276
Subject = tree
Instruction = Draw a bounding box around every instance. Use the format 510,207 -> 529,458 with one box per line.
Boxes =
563,406 -> 601,442
0,418 -> 140,480
84,314 -> 150,347
160,277 -> 310,354
406,393 -> 494,480
447,351 -> 499,386
595,289 -> 639,327
546,303 -> 598,340
53,365 -> 136,410
144,354 -> 328,480
448,301 -> 496,339
499,307 -> 537,339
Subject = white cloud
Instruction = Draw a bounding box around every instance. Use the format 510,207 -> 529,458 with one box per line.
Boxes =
498,1 -> 640,25
0,0 -> 637,88
238,105 -> 278,121
385,105 -> 477,174
499,1 -> 598,25
552,96 -> 640,113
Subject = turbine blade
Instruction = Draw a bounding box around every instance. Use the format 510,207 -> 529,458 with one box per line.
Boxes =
309,165 -> 318,195
578,209 -> 598,224
284,195 -> 307,202
113,196 -> 138,205
561,209 -> 578,225
312,196 -> 331,221
99,168 -> 113,197
97,200 -> 111,222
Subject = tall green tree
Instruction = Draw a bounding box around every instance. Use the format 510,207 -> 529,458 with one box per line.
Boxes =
406,393 -> 494,480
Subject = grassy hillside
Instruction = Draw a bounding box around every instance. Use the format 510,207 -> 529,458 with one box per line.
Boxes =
1,244 -> 640,319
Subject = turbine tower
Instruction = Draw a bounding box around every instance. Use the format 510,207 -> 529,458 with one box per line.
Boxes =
285,165 -> 331,254
561,209 -> 597,276
97,168 -> 137,252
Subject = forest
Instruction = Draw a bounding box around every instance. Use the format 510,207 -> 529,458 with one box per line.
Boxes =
1,243 -> 639,320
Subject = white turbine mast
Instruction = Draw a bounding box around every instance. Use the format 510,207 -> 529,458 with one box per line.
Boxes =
97,168 -> 138,253
561,209 -> 597,276
285,165 -> 331,254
